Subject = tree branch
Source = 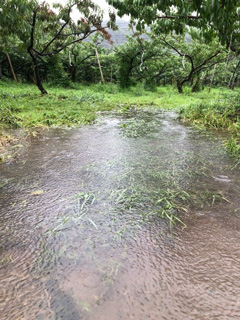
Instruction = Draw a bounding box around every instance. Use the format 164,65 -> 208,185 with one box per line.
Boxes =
194,50 -> 221,72
40,2 -> 76,55
79,53 -> 96,64
161,37 -> 194,70
35,29 -> 98,57
28,7 -> 38,52
156,15 -> 201,20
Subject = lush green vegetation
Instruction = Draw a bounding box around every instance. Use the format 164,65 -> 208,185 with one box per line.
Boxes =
0,0 -> 240,230
0,81 -> 237,128
1,80 -> 239,162
180,89 -> 240,161
109,0 -> 240,49
0,0 -> 239,162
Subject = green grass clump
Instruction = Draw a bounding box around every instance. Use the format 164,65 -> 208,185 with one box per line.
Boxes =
0,82 -> 114,128
1,80 -> 239,160
225,136 -> 240,163
1,81 -> 238,130
179,88 -> 240,160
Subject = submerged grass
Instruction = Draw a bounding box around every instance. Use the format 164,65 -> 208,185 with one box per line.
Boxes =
0,80 -> 239,227
26,108 -> 235,281
42,145 -> 227,245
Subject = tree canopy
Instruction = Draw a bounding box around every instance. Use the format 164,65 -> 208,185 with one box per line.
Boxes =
108,0 -> 240,50
0,0 -> 116,93
0,0 -> 239,92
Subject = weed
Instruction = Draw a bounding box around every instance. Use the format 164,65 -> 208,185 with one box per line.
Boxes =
225,136 -> 240,159
121,118 -> 158,138
0,106 -> 20,128
179,89 -> 240,162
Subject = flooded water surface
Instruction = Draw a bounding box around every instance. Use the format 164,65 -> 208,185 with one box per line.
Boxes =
0,111 -> 240,320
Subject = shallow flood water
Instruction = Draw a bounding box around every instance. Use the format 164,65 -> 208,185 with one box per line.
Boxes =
0,110 -> 240,320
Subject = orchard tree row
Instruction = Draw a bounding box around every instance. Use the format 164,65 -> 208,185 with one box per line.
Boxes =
0,0 -> 240,93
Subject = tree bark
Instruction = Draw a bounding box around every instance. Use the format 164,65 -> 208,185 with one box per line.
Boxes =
177,80 -> 183,93
6,52 -> 18,84
27,7 -> 47,94
209,64 -> 216,92
28,48 -> 47,94
230,55 -> 240,90
191,75 -> 202,92
69,64 -> 76,81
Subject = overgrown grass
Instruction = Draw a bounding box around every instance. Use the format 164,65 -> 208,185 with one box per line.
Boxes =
179,88 -> 240,160
0,81 -> 238,228
0,80 -> 239,161
1,80 -> 237,129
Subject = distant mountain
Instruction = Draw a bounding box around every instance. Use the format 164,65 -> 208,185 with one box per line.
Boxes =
99,20 -> 132,48
99,20 -> 191,48
100,20 -> 150,48
109,20 -> 133,46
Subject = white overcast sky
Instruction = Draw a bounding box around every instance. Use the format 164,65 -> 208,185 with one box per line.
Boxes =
47,0 -> 126,20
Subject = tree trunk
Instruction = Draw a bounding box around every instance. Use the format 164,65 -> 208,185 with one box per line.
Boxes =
28,48 -> 47,94
70,64 -> 76,81
230,56 -> 240,90
201,73 -> 207,89
6,52 -> 18,84
191,75 -> 202,92
209,64 -> 216,92
177,80 -> 183,93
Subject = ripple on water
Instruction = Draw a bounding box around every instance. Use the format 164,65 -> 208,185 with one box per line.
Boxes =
0,111 -> 240,320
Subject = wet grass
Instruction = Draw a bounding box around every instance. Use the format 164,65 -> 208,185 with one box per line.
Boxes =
0,81 -> 239,229
42,145 -> 228,248
1,81 -> 239,161
34,148 -> 229,282
1,80 -> 236,130
179,88 -> 240,161
121,116 -> 159,138
6,109 -> 232,314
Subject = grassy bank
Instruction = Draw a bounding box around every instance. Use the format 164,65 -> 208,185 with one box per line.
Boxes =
0,80 -> 239,162
1,81 -> 237,127
179,88 -> 240,162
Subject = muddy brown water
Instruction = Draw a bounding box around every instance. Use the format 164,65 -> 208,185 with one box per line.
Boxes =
0,111 -> 240,320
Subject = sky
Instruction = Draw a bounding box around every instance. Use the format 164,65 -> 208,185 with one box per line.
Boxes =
47,0 -> 125,20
